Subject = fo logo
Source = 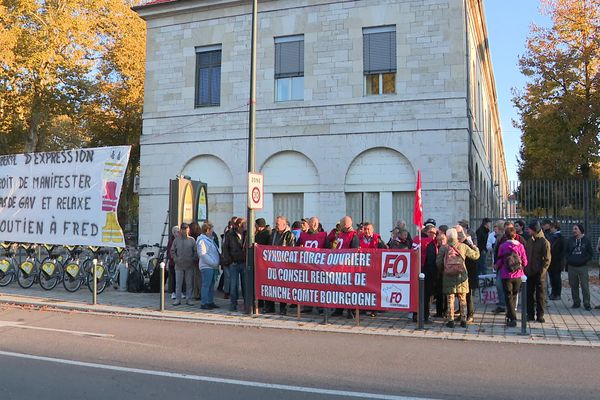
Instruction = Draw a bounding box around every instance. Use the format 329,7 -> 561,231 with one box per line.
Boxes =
381,252 -> 410,281
390,292 -> 403,304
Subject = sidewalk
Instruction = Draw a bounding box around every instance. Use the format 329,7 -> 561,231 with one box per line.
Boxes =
1,273 -> 600,347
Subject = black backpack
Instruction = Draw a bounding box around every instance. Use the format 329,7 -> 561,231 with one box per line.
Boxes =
147,264 -> 162,293
127,266 -> 144,293
505,251 -> 522,272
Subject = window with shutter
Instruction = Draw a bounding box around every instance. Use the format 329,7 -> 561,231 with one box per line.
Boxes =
274,35 -> 304,102
363,26 -> 396,96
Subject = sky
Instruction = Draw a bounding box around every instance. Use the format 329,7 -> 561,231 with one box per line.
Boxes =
484,0 -> 551,183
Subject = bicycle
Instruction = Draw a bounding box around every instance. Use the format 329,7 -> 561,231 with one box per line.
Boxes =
17,244 -> 41,289
0,242 -> 18,287
86,247 -> 122,294
62,246 -> 87,292
39,244 -> 65,291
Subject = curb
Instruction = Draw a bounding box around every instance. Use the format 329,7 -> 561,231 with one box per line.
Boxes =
1,294 -> 598,348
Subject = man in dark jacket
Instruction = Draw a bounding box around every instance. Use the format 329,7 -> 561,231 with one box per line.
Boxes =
254,218 -> 271,245
222,218 -> 246,311
264,215 -> 295,315
475,218 -> 491,275
565,223 -> 594,310
548,221 -> 565,300
525,220 -> 552,323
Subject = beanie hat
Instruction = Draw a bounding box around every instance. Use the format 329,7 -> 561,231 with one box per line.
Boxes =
528,220 -> 541,233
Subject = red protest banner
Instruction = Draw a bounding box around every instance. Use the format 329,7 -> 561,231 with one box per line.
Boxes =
254,245 -> 419,312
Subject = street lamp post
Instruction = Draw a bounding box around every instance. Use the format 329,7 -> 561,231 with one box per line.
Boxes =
245,0 -> 258,315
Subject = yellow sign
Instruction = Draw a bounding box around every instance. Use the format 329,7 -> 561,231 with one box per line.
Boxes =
42,262 -> 55,276
66,263 -> 80,278
181,183 -> 194,223
0,259 -> 10,273
20,261 -> 33,274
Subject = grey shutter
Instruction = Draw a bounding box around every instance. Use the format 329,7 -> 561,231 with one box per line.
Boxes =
363,31 -> 396,74
275,40 -> 304,78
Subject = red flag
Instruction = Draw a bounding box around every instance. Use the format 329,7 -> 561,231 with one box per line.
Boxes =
413,170 -> 423,230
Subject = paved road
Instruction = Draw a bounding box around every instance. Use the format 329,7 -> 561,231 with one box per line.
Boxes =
0,306 -> 598,400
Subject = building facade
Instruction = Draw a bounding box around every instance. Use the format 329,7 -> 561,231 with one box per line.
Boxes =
134,0 -> 508,244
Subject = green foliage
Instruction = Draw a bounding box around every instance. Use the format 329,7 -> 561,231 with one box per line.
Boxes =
514,0 -> 600,179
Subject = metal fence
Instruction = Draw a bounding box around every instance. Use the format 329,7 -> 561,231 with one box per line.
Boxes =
473,180 -> 600,263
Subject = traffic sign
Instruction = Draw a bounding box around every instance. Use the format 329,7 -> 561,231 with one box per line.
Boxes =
248,172 -> 263,209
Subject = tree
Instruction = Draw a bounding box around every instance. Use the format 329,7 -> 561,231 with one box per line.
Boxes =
514,0 -> 600,180
0,0 -> 146,231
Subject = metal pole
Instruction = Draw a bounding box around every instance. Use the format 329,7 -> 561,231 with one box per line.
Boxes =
417,272 -> 425,330
520,275 -> 528,335
159,262 -> 165,312
244,0 -> 258,315
92,259 -> 97,305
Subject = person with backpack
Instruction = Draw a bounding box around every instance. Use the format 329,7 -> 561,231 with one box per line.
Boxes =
436,227 -> 480,328
495,226 -> 528,327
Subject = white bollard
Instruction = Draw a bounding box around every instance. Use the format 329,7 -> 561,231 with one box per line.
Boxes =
119,261 -> 128,292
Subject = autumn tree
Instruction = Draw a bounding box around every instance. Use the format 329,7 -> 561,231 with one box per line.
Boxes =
514,0 -> 600,180
0,0 -> 146,229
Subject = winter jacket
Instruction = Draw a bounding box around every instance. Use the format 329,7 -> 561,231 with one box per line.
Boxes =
270,228 -> 296,247
525,230 -> 551,276
476,224 -> 490,253
495,239 -> 528,280
548,231 -> 565,272
388,238 -> 412,250
170,235 -> 198,270
255,228 -> 272,246
436,241 -> 480,294
197,234 -> 220,270
494,233 -> 526,262
565,235 -> 593,267
222,229 -> 246,265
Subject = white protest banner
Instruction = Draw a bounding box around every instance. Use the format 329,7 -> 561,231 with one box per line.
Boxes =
0,146 -> 131,247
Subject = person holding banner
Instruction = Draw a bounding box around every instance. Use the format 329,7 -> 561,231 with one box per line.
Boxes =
327,216 -> 359,317
436,227 -> 480,328
297,216 -> 330,314
357,222 -> 387,249
298,217 -> 329,249
263,216 -> 296,315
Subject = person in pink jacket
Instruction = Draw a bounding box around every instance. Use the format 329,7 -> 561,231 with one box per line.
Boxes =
495,226 -> 528,327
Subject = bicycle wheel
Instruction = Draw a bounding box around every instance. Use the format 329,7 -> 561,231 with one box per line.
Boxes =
87,262 -> 108,294
39,258 -> 62,291
17,260 -> 37,288
0,258 -> 14,286
62,262 -> 83,292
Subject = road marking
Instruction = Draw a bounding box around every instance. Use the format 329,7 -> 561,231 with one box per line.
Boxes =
0,321 -> 113,338
0,350 -> 437,400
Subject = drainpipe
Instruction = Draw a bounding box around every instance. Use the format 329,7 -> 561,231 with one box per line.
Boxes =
464,0 -> 474,215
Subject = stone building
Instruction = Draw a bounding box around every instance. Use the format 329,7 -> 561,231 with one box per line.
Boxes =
134,0 -> 508,243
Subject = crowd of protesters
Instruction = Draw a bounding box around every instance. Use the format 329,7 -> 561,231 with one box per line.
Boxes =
164,214 -> 600,327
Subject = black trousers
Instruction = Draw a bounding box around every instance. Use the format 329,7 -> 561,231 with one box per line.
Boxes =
502,278 -> 522,321
526,272 -> 547,318
548,264 -> 562,297
423,272 -> 435,320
